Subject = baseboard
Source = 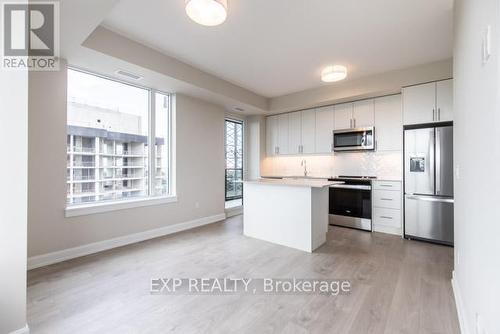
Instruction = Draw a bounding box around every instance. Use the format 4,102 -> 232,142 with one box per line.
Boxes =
225,206 -> 243,218
9,325 -> 29,334
452,271 -> 469,334
28,213 -> 226,270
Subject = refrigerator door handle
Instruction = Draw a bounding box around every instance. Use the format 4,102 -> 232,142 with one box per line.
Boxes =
435,128 -> 441,194
406,194 -> 454,203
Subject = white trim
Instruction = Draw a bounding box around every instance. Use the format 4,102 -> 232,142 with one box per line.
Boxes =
28,213 -> 226,270
452,271 -> 469,334
225,205 -> 243,218
65,195 -> 178,217
9,325 -> 29,334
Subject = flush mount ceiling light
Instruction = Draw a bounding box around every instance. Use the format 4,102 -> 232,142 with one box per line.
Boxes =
185,0 -> 228,26
321,65 -> 347,83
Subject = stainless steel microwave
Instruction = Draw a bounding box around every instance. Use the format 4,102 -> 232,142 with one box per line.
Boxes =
333,127 -> 375,152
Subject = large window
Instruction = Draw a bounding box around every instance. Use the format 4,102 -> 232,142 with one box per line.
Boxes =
225,119 -> 243,207
66,68 -> 172,207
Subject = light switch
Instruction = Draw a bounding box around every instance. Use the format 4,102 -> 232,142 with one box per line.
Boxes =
482,25 -> 492,65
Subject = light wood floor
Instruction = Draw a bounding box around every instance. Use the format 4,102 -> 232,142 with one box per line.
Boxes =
27,215 -> 460,334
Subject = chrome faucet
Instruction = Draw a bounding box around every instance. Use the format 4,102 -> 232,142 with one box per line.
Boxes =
301,159 -> 308,177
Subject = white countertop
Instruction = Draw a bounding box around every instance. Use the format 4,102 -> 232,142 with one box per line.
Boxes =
244,178 -> 343,188
261,175 -> 402,182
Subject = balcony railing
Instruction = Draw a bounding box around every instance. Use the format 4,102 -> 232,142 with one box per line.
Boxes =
121,174 -> 145,179
73,188 -> 95,194
72,146 -> 95,153
73,161 -> 95,167
225,168 -> 243,201
72,174 -> 95,181
120,162 -> 146,167
99,150 -> 147,157
100,187 -> 143,193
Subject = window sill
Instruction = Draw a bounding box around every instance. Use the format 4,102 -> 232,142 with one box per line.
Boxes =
65,195 -> 178,218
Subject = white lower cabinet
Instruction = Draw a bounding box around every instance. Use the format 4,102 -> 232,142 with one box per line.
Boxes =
373,190 -> 401,210
373,208 -> 402,235
372,181 -> 402,236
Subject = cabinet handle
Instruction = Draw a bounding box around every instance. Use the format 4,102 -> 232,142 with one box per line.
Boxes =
349,119 -> 352,128
380,216 -> 393,220
331,143 -> 334,152
380,185 -> 393,188
277,147 -> 280,155
438,108 -> 441,121
380,198 -> 393,201
432,108 -> 436,121
353,119 -> 356,128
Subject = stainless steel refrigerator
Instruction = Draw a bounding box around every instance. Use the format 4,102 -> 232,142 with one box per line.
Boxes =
404,123 -> 454,245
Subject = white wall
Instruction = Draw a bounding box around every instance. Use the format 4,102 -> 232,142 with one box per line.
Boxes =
269,59 -> 453,113
28,62 -> 226,257
0,71 -> 28,332
245,115 -> 266,180
453,0 -> 500,333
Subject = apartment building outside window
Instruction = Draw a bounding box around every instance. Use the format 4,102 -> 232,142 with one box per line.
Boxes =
66,68 -> 172,208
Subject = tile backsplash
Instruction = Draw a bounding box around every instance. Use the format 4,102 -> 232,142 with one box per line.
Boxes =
261,150 -> 402,180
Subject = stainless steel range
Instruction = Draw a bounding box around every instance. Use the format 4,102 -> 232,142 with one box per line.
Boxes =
327,176 -> 376,231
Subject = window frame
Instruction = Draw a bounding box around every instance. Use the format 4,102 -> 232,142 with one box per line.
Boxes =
65,67 -> 176,217
224,118 -> 244,202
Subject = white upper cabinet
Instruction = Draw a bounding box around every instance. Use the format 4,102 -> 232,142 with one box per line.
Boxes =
374,95 -> 402,151
288,111 -> 302,155
287,109 -> 316,155
266,115 -> 278,156
277,114 -> 289,155
334,100 -> 374,129
334,103 -> 353,129
266,89 -> 417,155
403,80 -> 453,125
436,79 -> 453,122
352,100 -> 375,128
315,106 -> 335,153
403,82 -> 436,125
301,109 -> 316,154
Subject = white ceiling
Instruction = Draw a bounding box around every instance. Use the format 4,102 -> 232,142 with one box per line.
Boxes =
103,0 -> 453,98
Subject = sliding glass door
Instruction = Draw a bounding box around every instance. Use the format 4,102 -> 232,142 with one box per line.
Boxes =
225,119 -> 243,207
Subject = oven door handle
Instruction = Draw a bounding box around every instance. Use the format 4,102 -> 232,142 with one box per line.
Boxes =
330,184 -> 372,190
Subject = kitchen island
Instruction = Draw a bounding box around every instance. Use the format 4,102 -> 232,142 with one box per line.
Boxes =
243,178 -> 342,252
